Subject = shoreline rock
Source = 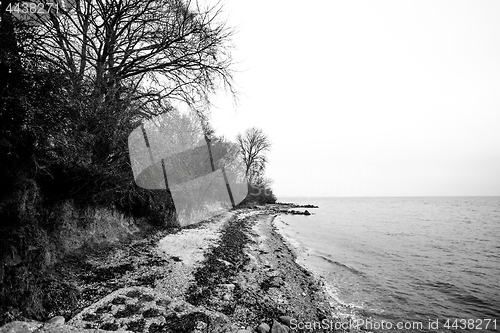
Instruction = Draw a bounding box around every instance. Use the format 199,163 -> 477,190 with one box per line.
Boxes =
275,202 -> 319,209
270,209 -> 313,216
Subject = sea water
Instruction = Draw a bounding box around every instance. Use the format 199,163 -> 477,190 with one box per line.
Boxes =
277,197 -> 500,332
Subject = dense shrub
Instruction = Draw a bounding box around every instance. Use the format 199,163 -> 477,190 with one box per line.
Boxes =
241,183 -> 277,205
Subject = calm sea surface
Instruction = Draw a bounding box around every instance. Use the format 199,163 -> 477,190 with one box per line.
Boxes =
277,197 -> 500,332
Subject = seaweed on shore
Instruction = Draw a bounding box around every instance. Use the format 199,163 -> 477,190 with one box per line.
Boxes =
186,213 -> 251,313
186,211 -> 288,326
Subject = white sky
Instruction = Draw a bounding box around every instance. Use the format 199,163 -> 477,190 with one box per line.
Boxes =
207,0 -> 500,198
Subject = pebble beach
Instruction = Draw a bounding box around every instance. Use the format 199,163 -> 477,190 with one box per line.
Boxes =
1,206 -> 361,333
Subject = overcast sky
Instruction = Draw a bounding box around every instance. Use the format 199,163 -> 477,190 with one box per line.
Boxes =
207,0 -> 500,198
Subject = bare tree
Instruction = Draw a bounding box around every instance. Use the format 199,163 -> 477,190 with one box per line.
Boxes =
0,0 -> 238,228
7,0 -> 237,171
236,127 -> 271,184
19,0 -> 235,114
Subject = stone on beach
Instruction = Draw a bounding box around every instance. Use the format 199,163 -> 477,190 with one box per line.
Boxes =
46,316 -> 65,325
256,322 -> 270,333
219,283 -> 236,290
266,270 -> 280,278
271,319 -> 288,333
217,258 -> 234,266
278,315 -> 292,326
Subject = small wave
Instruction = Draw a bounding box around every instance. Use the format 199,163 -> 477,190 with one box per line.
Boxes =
425,280 -> 460,292
484,252 -> 500,259
317,254 -> 367,277
322,282 -> 363,310
320,281 -> 375,328
461,268 -> 486,277
385,232 -> 413,237
424,279 -> 499,317
431,243 -> 453,252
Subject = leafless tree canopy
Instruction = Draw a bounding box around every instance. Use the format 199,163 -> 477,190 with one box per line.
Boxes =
236,127 -> 271,184
20,0 -> 235,117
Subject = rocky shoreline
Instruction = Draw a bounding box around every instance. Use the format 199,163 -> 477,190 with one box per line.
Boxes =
1,206 -> 356,333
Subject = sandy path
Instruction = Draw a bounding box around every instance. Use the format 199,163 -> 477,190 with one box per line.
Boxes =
154,211 -> 242,300
157,211 -> 234,269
